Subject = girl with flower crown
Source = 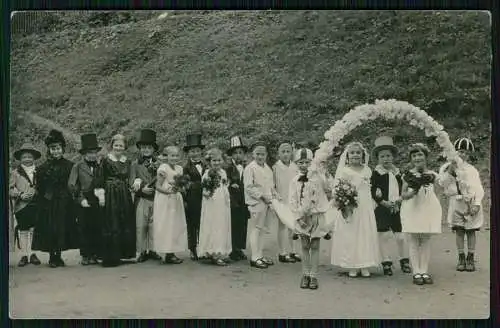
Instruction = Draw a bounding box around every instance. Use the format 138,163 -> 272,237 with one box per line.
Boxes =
400,143 -> 442,285
330,141 -> 380,278
198,148 -> 232,266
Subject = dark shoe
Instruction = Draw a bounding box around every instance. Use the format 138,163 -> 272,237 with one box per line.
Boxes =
49,257 -> 58,268
55,257 -> 66,267
18,256 -> 29,267
382,261 -> 393,276
148,251 -> 162,261
250,258 -> 268,269
238,250 -> 248,261
413,274 -> 424,285
466,253 -> 476,272
300,275 -> 310,289
81,257 -> 90,266
229,251 -> 241,261
290,253 -> 302,262
29,254 -> 41,265
164,254 -> 183,264
324,233 -> 332,240
400,258 -> 411,274
136,252 -> 148,263
102,260 -> 120,267
279,254 -> 296,263
262,257 -> 274,266
422,273 -> 433,284
456,253 -> 466,272
309,277 -> 319,290
190,250 -> 198,261
89,257 -> 99,265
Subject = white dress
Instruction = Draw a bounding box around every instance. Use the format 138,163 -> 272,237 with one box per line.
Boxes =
153,164 -> 188,253
198,169 -> 232,257
400,171 -> 442,234
331,166 -> 381,269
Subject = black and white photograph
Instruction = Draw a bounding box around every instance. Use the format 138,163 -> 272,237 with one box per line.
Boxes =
7,10 -> 491,319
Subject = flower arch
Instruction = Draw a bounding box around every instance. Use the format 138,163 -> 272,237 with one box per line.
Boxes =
309,99 -> 473,199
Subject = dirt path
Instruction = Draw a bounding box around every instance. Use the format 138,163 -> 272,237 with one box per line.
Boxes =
9,221 -> 489,319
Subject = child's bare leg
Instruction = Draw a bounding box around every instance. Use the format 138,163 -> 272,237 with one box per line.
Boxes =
300,236 -> 311,276
309,238 -> 320,278
455,228 -> 466,271
465,230 -> 477,271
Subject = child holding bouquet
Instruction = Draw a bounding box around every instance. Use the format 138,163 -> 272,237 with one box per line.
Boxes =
331,141 -> 380,278
400,143 -> 442,285
370,136 -> 411,275
289,148 -> 333,290
439,137 -> 484,272
153,146 -> 189,264
198,148 -> 232,266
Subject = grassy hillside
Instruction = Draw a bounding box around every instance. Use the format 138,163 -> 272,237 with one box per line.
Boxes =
9,11 -> 491,217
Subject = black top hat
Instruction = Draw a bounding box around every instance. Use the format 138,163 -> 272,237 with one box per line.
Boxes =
14,142 -> 41,160
227,136 -> 248,155
183,134 -> 205,152
136,129 -> 159,151
79,133 -> 102,154
45,129 -> 66,147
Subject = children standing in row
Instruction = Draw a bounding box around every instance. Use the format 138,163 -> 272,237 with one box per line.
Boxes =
370,136 -> 411,275
439,137 -> 484,272
272,143 -> 301,263
10,143 -> 42,267
198,148 -> 232,265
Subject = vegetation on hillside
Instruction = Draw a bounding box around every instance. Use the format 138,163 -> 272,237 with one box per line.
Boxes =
9,11 -> 491,213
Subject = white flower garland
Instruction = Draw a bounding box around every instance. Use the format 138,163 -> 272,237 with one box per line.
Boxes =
309,99 -> 474,201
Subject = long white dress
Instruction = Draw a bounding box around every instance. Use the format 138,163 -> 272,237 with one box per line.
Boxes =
400,170 -> 442,234
153,164 -> 188,253
331,166 -> 381,269
198,169 -> 232,257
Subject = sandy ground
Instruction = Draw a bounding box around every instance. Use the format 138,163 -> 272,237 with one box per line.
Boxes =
9,220 -> 490,319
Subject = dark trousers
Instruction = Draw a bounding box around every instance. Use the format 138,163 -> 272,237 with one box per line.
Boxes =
231,207 -> 248,251
79,206 -> 102,258
186,214 -> 200,252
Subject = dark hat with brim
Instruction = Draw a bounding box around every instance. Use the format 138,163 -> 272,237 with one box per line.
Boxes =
183,133 -> 205,152
227,136 -> 248,155
136,129 -> 159,151
45,129 -> 66,147
79,133 -> 102,154
372,136 -> 398,158
14,143 -> 41,160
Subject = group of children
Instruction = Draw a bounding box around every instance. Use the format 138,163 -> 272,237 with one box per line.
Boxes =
9,128 -> 485,290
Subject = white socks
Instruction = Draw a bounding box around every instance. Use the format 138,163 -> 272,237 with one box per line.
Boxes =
19,230 -> 33,257
379,231 -> 409,263
408,233 -> 431,274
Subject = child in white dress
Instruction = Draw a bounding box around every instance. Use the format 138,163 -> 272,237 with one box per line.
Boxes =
198,148 -> 232,266
331,141 -> 380,278
273,142 -> 301,263
438,138 -> 484,272
400,143 -> 442,285
153,146 -> 188,264
289,148 -> 332,290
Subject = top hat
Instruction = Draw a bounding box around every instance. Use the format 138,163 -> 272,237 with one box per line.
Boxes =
45,129 -> 66,147
454,137 -> 475,152
14,142 -> 41,160
293,148 -> 314,162
227,136 -> 248,155
136,129 -> 159,151
79,133 -> 102,154
183,134 -> 205,152
372,136 -> 398,158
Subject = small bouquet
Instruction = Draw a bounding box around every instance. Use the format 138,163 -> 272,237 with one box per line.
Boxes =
172,174 -> 191,194
201,169 -> 222,198
403,169 -> 435,192
333,178 -> 358,220
146,161 -> 160,188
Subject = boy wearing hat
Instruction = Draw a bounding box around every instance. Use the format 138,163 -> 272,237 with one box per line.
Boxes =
225,136 -> 250,261
439,137 -> 484,272
243,142 -> 279,269
272,142 -> 301,263
370,136 -> 411,275
183,133 -> 206,260
9,143 -> 42,267
130,129 -> 162,262
68,133 -> 103,265
32,130 -> 78,267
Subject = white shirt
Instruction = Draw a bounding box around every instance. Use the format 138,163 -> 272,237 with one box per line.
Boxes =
20,164 -> 35,183
272,160 -> 299,204
233,159 -> 244,179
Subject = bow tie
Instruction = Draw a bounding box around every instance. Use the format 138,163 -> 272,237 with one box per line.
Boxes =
86,160 -> 97,168
298,174 -> 308,183
193,162 -> 202,165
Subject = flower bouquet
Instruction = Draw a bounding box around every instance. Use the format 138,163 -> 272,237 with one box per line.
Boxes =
201,169 -> 221,198
403,169 -> 435,193
172,174 -> 191,194
333,178 -> 358,220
